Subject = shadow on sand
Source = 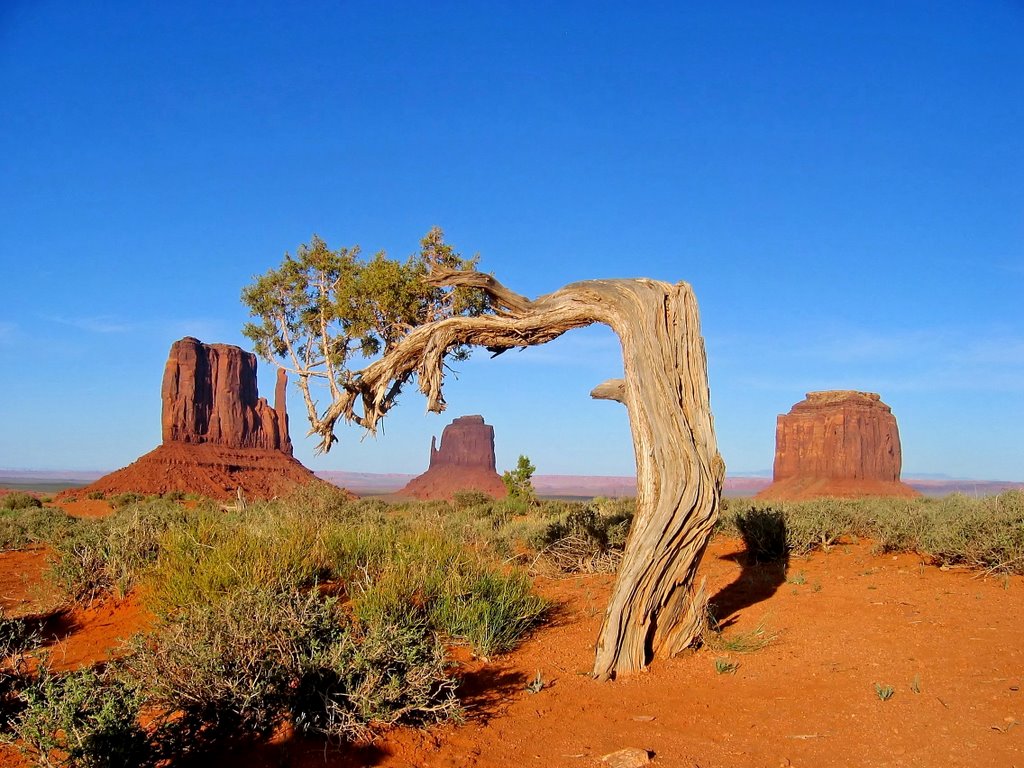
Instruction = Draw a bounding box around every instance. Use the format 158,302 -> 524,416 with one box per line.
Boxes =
708,509 -> 790,628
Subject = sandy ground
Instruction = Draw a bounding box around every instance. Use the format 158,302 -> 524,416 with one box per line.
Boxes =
2,532 -> 1022,767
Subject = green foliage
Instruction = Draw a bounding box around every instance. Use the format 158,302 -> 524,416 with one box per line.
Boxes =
241,228 -> 490,424
733,507 -> 789,562
532,499 -> 635,573
48,499 -> 199,603
0,505 -> 76,552
874,683 -> 895,701
292,617 -> 460,741
722,493 -> 1024,573
502,455 -> 537,503
8,666 -> 153,768
714,659 -> 739,675
1,493 -> 42,511
700,609 -> 776,654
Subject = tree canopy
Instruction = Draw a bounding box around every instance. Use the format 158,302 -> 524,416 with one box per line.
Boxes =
242,228 -> 489,450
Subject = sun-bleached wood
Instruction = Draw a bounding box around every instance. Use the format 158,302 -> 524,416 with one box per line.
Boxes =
308,266 -> 725,679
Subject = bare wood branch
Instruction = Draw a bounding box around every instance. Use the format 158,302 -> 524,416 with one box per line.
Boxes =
591,378 -> 626,403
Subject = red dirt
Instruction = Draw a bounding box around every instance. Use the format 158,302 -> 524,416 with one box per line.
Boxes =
2,538 -> 1022,767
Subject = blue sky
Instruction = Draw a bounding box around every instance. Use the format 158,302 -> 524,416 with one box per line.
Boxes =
1,1 -> 1021,480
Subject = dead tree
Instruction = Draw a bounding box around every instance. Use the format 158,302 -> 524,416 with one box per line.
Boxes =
314,266 -> 725,680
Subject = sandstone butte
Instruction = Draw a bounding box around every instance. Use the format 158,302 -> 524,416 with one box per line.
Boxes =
399,415 -> 507,500
756,390 -> 920,501
62,337 -> 325,501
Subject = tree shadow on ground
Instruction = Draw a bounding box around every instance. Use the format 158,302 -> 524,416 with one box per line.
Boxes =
708,509 -> 790,628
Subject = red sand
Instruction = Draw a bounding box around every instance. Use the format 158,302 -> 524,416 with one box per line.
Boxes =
2,538 -> 1022,767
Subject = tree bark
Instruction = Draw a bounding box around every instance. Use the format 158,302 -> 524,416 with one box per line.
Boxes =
329,270 -> 724,679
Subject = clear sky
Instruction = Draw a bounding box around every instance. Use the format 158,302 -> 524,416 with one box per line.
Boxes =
1,1 -> 1021,480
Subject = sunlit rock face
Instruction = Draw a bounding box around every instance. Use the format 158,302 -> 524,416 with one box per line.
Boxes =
60,338 -> 327,502
161,336 -> 292,454
756,391 -> 919,500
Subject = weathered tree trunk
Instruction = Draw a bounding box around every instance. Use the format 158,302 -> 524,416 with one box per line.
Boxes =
586,281 -> 724,679
324,270 -> 724,679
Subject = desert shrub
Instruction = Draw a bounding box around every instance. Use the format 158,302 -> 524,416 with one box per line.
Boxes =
916,492 -> 1024,572
86,491 -> 105,501
530,501 -> 634,573
7,666 -> 153,768
451,490 -> 494,511
732,506 -> 789,562
126,588 -> 330,740
47,520 -> 112,603
107,493 -> 145,510
126,585 -> 460,748
161,490 -> 184,502
428,569 -> 547,656
344,526 -> 548,656
0,506 -> 76,552
1,493 -> 42,512
292,617 -> 459,741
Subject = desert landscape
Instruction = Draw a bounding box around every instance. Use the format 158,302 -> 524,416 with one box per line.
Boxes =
0,320 -> 1021,767
4,4 -> 1022,767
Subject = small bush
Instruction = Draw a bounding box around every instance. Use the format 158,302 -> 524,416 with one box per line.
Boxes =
733,507 -> 789,562
293,617 -> 459,741
86,491 -> 106,501
532,502 -> 634,573
8,666 -> 153,768
0,506 -> 76,552
451,490 -> 494,511
0,493 -> 42,512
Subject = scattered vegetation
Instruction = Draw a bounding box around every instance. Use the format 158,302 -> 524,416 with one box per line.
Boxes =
720,492 -> 1024,573
1,487 -> 1023,762
714,659 -> 739,675
700,608 -> 777,654
1,493 -> 42,512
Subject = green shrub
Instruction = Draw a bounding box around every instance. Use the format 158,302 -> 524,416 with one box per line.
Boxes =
0,506 -> 76,552
125,588 -> 329,740
531,501 -> 634,573
733,507 -> 789,562
86,491 -> 105,501
47,520 -> 113,603
0,493 -> 42,512
451,490 -> 494,511
8,666 -> 153,768
292,617 -> 459,741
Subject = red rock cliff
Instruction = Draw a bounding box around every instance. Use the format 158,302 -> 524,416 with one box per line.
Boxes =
161,337 -> 291,455
757,391 -> 918,500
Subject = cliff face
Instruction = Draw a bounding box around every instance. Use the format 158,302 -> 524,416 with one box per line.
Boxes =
61,337 -> 322,502
757,391 -> 919,500
161,337 -> 292,454
400,416 -> 507,500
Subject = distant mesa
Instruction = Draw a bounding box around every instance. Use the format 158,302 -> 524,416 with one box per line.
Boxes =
399,415 -> 507,500
62,337 -> 324,501
756,390 -> 919,501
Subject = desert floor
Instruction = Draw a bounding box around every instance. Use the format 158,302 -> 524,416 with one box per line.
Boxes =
2,500 -> 1021,767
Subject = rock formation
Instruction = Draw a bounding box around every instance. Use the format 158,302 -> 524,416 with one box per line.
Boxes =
399,415 -> 507,500
62,338 -> 324,502
161,337 -> 292,453
756,390 -> 919,500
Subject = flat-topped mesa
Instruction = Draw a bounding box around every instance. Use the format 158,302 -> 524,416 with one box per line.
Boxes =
161,337 -> 292,455
400,415 -> 506,500
757,390 -> 919,500
429,415 -> 497,471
